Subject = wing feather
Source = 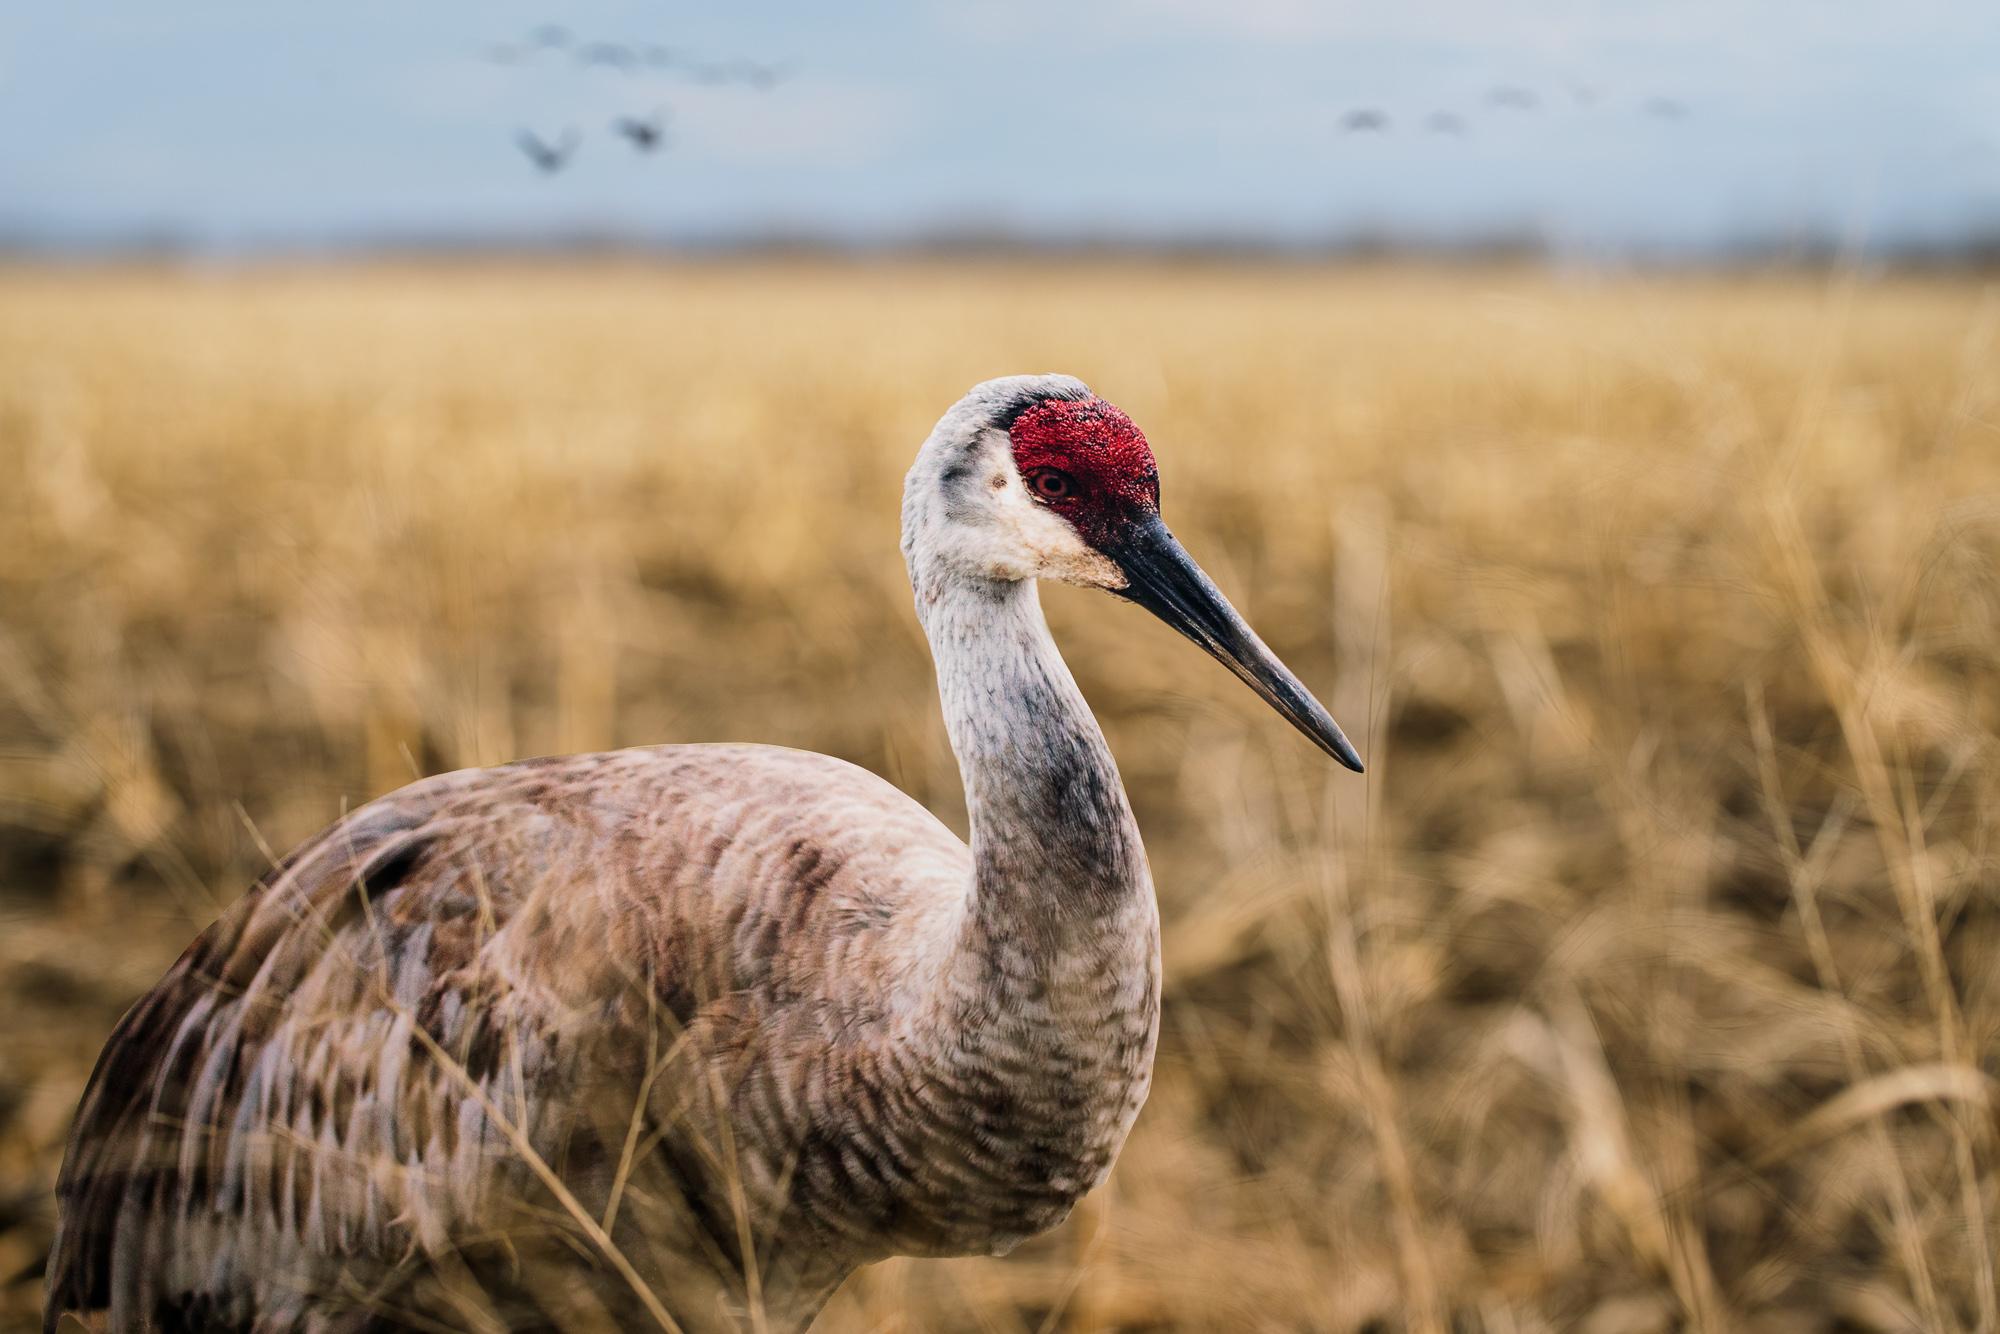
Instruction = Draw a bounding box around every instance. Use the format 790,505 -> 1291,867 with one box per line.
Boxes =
47,744 -> 971,1331
45,774 -> 573,1328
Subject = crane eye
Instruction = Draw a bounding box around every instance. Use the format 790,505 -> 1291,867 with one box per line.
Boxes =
1027,469 -> 1074,501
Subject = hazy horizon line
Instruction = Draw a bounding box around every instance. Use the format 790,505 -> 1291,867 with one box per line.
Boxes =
6,217 -> 2000,269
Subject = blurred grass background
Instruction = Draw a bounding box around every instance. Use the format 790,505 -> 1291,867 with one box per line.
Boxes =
2,260 -> 1998,1331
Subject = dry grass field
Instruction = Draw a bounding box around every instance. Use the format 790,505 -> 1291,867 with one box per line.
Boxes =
2,259 -> 1999,1331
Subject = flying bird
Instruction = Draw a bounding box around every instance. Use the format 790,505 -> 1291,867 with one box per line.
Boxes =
487,26 -> 570,64
731,58 -> 785,91
577,40 -> 638,71
613,108 -> 671,153
675,57 -> 784,89
1486,85 -> 1539,110
1342,108 -> 1390,132
1424,111 -> 1468,135
1642,96 -> 1690,120
514,127 -> 580,174
45,376 -> 1363,1333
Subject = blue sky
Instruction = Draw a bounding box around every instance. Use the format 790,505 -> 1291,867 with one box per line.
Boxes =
2,1 -> 1996,252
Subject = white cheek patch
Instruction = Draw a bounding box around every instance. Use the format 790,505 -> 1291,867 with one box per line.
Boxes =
918,434 -> 1130,591
984,460 -> 1127,591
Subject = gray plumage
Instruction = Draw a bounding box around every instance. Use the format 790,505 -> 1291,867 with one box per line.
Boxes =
47,374 -> 1352,1332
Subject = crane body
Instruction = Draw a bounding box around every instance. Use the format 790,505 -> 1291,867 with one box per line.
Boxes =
47,375 -> 1358,1332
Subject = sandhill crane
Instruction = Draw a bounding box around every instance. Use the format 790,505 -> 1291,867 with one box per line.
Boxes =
489,25 -> 570,64
578,41 -> 639,72
46,376 -> 1362,1333
677,57 -> 784,90
515,127 -> 580,174
614,109 -> 671,153
1424,111 -> 1468,136
724,59 -> 785,92
1341,108 -> 1389,133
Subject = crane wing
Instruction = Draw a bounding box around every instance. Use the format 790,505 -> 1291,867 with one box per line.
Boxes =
46,745 -> 971,1331
48,760 -> 648,1328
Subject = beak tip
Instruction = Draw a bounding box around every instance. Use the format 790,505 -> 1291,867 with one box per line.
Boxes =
1108,516 -> 1369,777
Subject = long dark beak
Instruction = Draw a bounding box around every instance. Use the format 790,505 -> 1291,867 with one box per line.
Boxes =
1106,515 -> 1364,772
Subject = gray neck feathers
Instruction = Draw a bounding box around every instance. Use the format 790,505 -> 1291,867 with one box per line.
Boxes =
884,387 -> 1162,1253
900,402 -> 1152,935
914,572 -> 1147,928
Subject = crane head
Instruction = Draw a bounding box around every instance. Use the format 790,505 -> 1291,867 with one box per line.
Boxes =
906,375 -> 1364,772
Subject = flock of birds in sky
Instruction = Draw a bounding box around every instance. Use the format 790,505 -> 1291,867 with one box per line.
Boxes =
486,25 -> 1692,178
1341,83 -> 1689,135
488,24 -> 790,174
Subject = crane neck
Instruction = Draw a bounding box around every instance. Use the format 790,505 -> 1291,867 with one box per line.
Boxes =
912,568 -> 1152,934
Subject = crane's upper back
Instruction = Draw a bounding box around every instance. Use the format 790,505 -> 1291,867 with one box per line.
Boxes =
387,743 -> 973,1002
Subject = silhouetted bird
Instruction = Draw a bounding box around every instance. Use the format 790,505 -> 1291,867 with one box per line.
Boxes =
642,44 -> 681,68
613,109 -> 670,152
1425,111 -> 1467,135
678,56 -> 785,89
1642,97 -> 1689,120
1342,109 -> 1389,133
1487,86 -> 1538,110
578,41 -> 638,72
732,58 -> 784,91
515,127 -> 580,174
489,26 -> 570,64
